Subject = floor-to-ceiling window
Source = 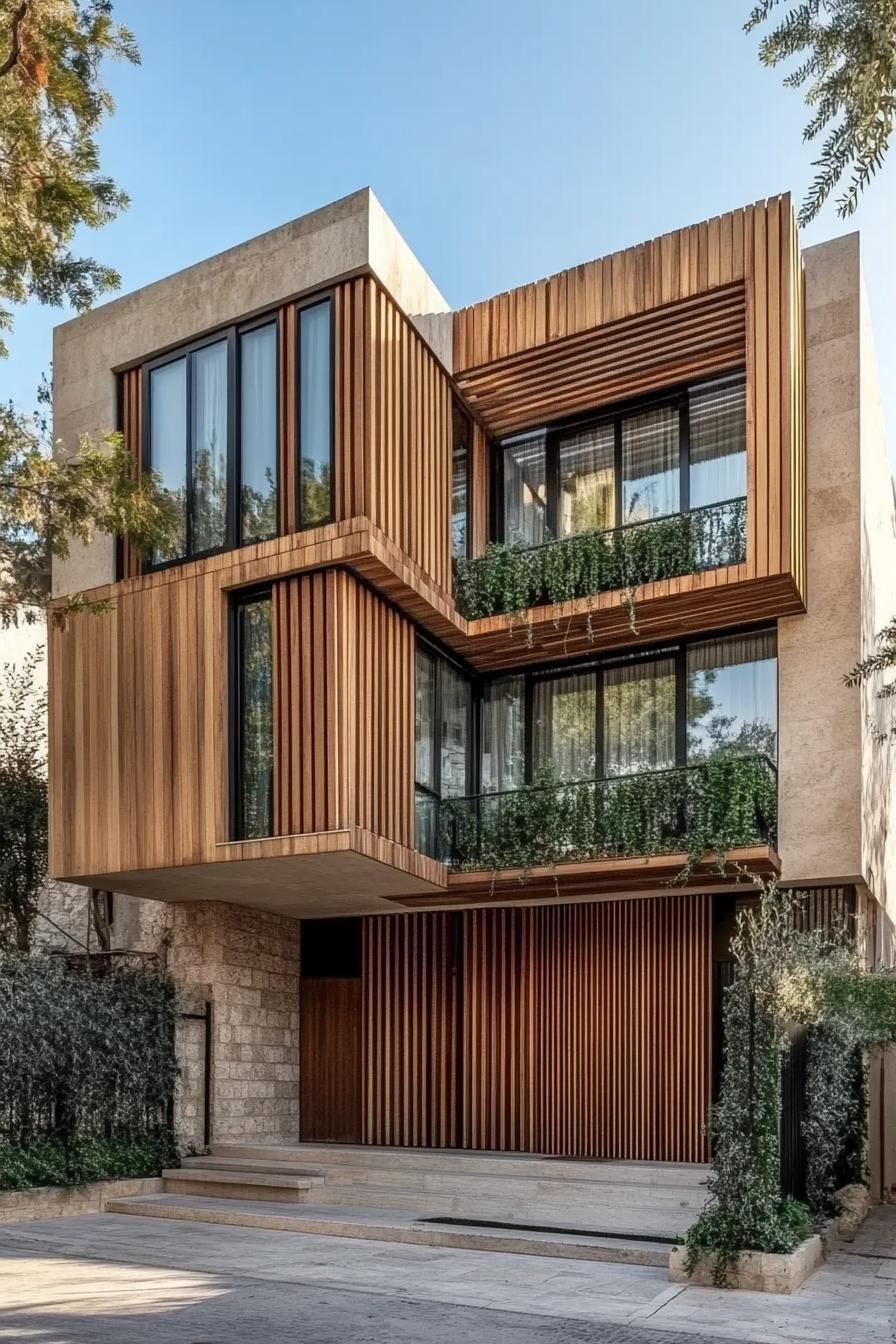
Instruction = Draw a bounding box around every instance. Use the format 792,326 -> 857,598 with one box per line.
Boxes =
494,371 -> 746,545
414,644 -> 473,856
231,590 -> 274,840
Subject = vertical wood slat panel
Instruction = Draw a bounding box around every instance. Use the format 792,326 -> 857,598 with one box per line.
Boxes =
364,895 -> 712,1163
362,913 -> 458,1148
275,571 -> 414,848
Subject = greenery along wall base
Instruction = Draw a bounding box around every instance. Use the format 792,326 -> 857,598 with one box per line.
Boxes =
453,498 -> 747,620
436,753 -> 776,877
685,880 -> 896,1288
0,953 -> 179,1192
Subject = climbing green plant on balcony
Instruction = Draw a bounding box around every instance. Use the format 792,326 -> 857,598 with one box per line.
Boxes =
453,498 -> 747,625
436,752 -> 776,878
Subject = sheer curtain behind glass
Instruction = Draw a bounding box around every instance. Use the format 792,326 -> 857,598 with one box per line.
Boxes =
502,432 -> 547,545
689,375 -> 747,508
687,631 -> 777,760
240,324 -> 278,542
533,672 -> 597,782
299,300 -> 332,526
558,423 -> 615,536
440,663 -> 471,798
414,648 -> 437,855
191,340 -> 228,553
603,657 -> 676,777
622,406 -> 679,522
149,359 -> 187,561
480,677 -> 525,793
238,597 -> 273,840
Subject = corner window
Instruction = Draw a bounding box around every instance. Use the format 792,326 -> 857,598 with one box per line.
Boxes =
494,371 -> 746,545
231,591 -> 274,840
414,644 -> 472,856
146,322 -> 278,566
298,298 -> 333,528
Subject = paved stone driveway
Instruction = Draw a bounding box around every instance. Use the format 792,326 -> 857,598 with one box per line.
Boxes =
0,1205 -> 892,1343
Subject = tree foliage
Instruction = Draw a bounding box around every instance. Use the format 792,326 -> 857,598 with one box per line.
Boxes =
843,613 -> 896,738
0,2 -> 177,620
746,1 -> 896,223
0,648 -> 47,949
0,0 -> 138,352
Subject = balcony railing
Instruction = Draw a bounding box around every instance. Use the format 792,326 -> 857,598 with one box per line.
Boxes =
419,754 -> 777,873
454,497 -> 747,620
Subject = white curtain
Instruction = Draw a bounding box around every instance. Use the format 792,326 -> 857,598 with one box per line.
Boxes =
480,677 -> 525,793
149,358 -> 187,560
300,300 -> 332,524
240,323 -> 277,541
533,671 -> 597,782
191,340 -> 228,552
502,431 -> 547,545
689,375 -> 747,508
558,422 -> 615,536
603,657 -> 676,776
622,405 -> 679,522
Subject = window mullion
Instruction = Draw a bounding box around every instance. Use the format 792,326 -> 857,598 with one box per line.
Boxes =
227,330 -> 238,550
185,350 -> 194,559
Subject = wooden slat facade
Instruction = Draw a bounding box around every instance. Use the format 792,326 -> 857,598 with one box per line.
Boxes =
49,564 -> 415,880
359,894 -> 711,1162
52,194 -> 807,902
453,194 -> 806,598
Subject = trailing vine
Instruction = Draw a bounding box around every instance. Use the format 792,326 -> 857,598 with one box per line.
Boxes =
437,753 -> 776,876
454,498 -> 747,621
0,952 -> 179,1190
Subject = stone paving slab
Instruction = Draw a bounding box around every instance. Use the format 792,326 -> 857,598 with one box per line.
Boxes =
0,1207 -> 893,1342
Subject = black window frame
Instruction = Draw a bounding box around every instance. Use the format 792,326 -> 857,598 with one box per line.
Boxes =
414,638 -> 475,817
491,369 -> 748,544
229,585 -> 275,842
451,399 -> 473,562
295,293 -> 336,532
142,315 -> 280,571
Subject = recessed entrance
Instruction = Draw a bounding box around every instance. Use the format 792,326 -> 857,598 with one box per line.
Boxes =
299,893 -> 712,1162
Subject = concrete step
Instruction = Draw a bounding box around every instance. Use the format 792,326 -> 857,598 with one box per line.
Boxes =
106,1193 -> 674,1267
210,1142 -> 709,1191
180,1156 -> 324,1179
162,1167 -> 314,1204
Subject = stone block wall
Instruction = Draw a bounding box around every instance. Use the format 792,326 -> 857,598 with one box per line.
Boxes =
167,902 -> 301,1143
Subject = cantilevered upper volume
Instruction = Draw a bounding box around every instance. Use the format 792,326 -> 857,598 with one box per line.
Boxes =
46,191 -> 890,930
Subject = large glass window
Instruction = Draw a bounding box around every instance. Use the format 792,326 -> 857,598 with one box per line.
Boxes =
414,644 -> 472,855
232,592 -> 274,841
298,299 -> 332,527
502,431 -> 547,546
533,671 -> 597,782
452,403 -> 471,560
191,339 -> 228,554
147,322 -> 280,565
604,656 -> 676,777
494,372 -> 746,545
469,628 -> 776,805
687,631 -> 777,761
688,375 -> 747,508
480,677 -> 525,794
149,359 -> 187,562
240,323 -> 278,543
558,423 -> 615,536
621,405 -> 679,523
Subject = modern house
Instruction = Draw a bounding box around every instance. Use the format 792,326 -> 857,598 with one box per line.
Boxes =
48,190 -> 896,1233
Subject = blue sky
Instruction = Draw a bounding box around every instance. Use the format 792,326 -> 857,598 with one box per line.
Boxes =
5,0 -> 896,465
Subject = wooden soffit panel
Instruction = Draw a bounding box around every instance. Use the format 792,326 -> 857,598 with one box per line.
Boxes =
454,283 -> 746,437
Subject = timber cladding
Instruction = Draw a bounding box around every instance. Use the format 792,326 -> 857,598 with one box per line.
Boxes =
49,566 -> 415,880
454,194 -> 806,594
360,893 -> 711,1162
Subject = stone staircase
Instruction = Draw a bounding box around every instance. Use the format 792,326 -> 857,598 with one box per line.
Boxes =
106,1142 -> 709,1267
